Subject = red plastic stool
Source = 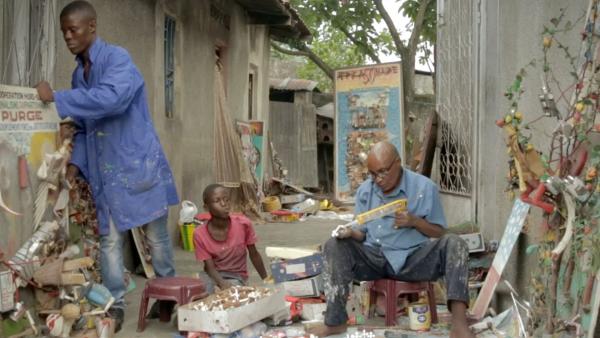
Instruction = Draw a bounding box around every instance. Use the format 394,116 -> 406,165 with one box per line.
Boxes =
369,279 -> 438,326
137,276 -> 207,332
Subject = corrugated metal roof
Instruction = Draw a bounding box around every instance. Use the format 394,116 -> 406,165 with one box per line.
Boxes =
235,0 -> 311,41
236,0 -> 288,20
269,77 -> 319,91
316,102 -> 334,119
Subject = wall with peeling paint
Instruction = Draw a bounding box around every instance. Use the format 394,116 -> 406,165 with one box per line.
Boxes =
1,0 -> 274,256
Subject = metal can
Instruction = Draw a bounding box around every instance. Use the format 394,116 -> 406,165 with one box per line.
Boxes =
408,303 -> 431,331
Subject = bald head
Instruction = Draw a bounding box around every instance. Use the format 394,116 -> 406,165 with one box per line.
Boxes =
367,141 -> 400,165
367,141 -> 402,193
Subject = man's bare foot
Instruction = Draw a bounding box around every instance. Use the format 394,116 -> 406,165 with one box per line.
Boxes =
448,300 -> 476,338
450,322 -> 476,338
306,323 -> 347,337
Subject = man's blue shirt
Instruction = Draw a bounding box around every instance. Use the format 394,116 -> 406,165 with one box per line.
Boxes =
54,38 -> 179,235
354,168 -> 447,273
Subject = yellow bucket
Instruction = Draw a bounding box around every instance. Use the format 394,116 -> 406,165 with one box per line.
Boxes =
179,223 -> 196,252
408,303 -> 431,331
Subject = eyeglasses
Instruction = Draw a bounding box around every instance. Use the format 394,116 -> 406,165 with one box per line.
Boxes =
369,158 -> 397,181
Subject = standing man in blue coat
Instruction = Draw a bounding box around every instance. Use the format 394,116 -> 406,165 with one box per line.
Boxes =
36,1 -> 178,331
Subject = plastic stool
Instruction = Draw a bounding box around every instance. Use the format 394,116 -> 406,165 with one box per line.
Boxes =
137,276 -> 207,332
369,279 -> 438,326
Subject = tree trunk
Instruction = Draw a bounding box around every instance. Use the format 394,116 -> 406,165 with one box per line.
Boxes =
401,48 -> 416,107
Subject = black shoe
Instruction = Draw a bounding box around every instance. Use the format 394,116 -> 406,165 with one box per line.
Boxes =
107,307 -> 124,333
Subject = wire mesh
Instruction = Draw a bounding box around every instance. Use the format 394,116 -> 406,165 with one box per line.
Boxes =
436,0 -> 474,196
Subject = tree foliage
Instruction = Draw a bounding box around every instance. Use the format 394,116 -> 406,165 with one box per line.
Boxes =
400,0 -> 437,44
272,25 -> 366,90
273,0 -> 436,100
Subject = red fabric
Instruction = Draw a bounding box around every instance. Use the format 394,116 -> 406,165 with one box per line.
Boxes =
193,214 -> 257,278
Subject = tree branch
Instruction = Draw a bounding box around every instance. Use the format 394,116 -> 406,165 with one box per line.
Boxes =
336,24 -> 381,63
297,44 -> 335,79
317,7 -> 381,63
407,0 -> 433,56
373,0 -> 406,54
271,42 -> 310,57
271,42 -> 334,79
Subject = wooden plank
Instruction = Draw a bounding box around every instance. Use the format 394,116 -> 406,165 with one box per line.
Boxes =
471,199 -> 530,319
269,101 -> 299,183
586,269 -> 600,338
131,227 -> 155,279
271,177 -> 313,196
300,104 -> 318,187
417,112 -> 438,178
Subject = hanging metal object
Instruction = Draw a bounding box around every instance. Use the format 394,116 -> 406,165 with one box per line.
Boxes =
539,84 -> 560,118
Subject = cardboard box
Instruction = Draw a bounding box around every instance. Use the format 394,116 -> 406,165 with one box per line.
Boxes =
271,253 -> 323,283
265,246 -> 320,259
282,275 -> 323,297
279,193 -> 306,204
301,302 -> 327,321
346,281 -> 371,318
460,233 -> 486,253
178,287 -> 287,333
0,270 -> 15,312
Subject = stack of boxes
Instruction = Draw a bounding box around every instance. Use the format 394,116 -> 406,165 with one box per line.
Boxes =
266,247 -> 371,324
270,253 -> 324,298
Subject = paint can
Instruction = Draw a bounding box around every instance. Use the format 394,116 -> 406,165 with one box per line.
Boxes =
407,302 -> 431,331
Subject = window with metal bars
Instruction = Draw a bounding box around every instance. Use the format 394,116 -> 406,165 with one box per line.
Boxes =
164,15 -> 175,118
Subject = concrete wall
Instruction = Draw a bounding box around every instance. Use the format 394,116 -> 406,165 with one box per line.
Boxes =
438,0 -> 587,303
475,0 -> 586,244
50,0 -> 272,244
477,0 -> 587,303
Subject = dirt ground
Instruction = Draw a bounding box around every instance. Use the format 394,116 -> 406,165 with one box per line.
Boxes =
114,216 -> 516,337
119,218 -> 346,337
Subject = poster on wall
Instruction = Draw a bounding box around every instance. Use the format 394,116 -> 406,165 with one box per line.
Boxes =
334,62 -> 404,202
0,84 -> 60,256
236,120 -> 264,185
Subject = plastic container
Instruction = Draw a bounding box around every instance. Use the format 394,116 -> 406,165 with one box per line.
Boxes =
290,198 -> 319,214
83,282 -> 115,312
180,223 -> 196,252
262,196 -> 282,212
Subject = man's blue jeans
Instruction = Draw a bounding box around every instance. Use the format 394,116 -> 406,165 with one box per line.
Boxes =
100,215 -> 176,308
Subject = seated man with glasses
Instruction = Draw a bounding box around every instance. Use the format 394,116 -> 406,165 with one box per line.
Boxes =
308,141 -> 474,338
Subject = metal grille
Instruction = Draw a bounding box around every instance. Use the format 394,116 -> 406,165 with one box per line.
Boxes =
1,0 -> 56,86
436,0 -> 474,196
164,15 -> 176,119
